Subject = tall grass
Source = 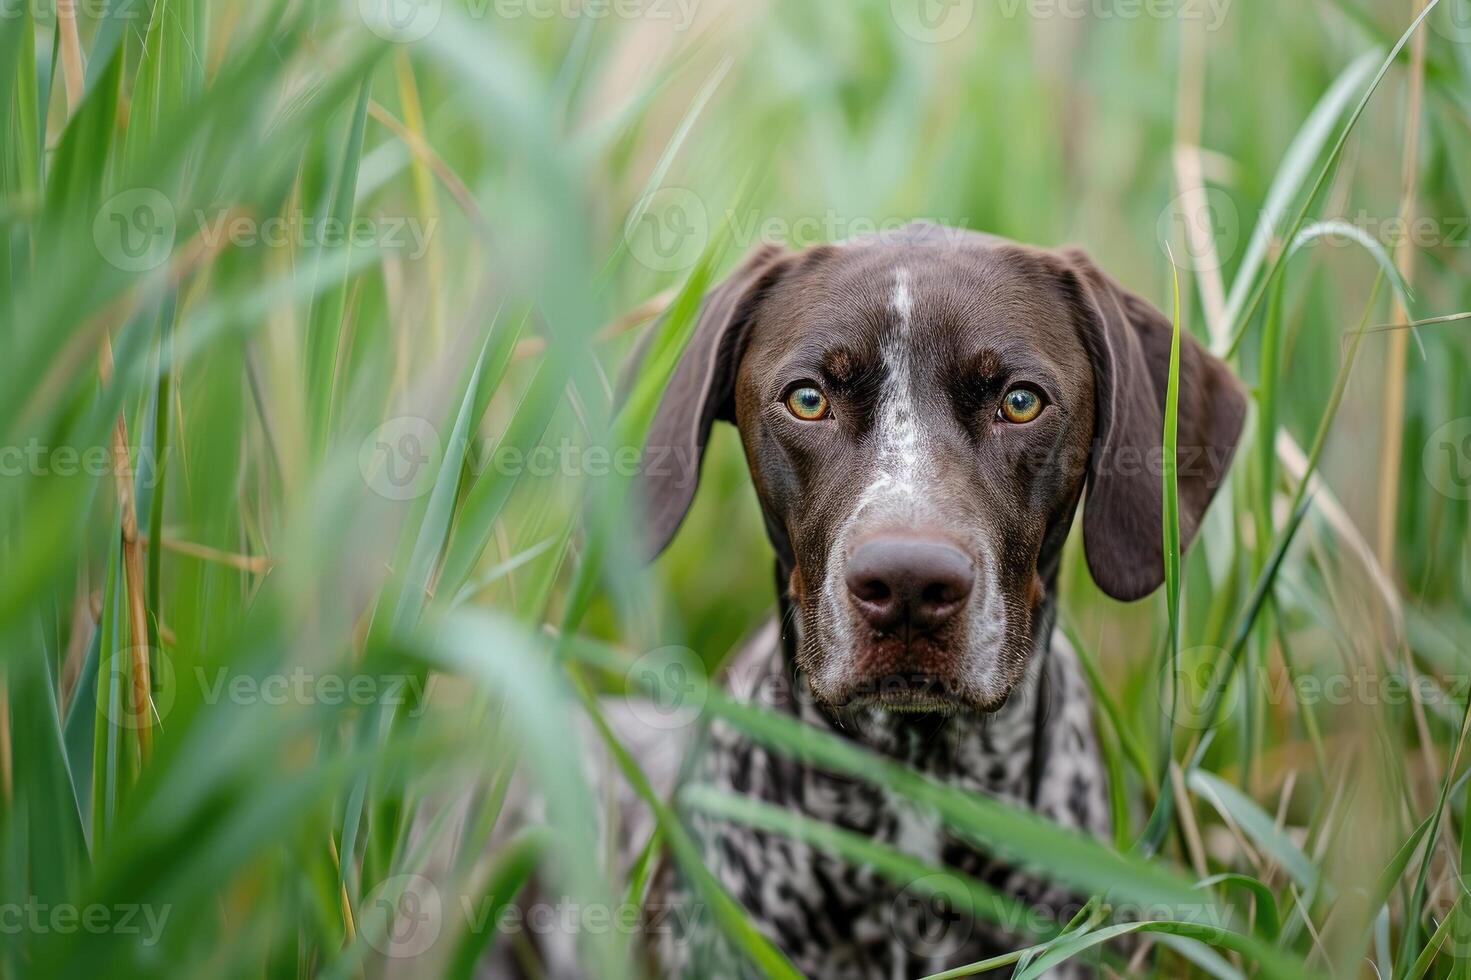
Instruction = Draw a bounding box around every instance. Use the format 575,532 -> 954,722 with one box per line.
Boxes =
1,0 -> 1469,977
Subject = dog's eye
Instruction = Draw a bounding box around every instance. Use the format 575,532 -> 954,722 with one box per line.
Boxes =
785,385 -> 830,421
999,386 -> 1044,424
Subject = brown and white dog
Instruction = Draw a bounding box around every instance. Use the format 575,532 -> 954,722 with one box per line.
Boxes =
628,222 -> 1246,978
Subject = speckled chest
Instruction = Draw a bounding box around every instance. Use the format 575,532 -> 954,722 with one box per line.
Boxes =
649,631 -> 1110,979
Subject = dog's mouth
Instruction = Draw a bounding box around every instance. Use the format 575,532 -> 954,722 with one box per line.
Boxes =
800,624 -> 1028,716
831,672 -> 970,714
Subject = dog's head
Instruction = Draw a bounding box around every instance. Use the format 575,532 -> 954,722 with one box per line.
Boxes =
636,224 -> 1245,714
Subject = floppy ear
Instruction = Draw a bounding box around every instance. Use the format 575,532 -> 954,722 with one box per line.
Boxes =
631,243 -> 791,559
1060,248 -> 1248,602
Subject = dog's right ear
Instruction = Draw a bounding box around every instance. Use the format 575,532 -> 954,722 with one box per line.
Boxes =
629,243 -> 790,559
1059,247 -> 1247,602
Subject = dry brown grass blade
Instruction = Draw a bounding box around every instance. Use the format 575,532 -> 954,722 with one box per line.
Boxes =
55,0 -> 85,111
1170,760 -> 1210,880
328,833 -> 357,946
368,100 -> 489,242
1375,0 -> 1430,573
100,337 -> 155,761
141,535 -> 276,574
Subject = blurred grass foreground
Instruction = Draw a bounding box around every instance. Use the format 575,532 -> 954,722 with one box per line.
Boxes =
3,0 -> 1471,977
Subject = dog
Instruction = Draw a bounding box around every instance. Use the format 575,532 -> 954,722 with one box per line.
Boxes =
629,222 -> 1247,978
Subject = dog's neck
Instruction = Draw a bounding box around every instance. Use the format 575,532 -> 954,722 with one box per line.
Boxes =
772,565 -> 1058,798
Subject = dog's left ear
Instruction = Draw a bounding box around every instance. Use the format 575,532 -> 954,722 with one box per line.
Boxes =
1059,247 -> 1248,602
631,243 -> 791,559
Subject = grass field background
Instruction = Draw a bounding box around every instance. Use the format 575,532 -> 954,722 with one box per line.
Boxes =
3,0 -> 1470,976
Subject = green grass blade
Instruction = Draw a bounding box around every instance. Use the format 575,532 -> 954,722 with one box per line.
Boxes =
1218,49 -> 1382,342
307,77 -> 375,455
1197,873 -> 1281,940
445,827 -> 550,979
1187,770 -> 1316,891
1224,1 -> 1444,356
1014,918 -> 1308,980
1162,254 -> 1185,732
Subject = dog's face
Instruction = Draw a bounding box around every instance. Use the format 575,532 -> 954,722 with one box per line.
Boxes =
637,225 -> 1245,714
732,243 -> 1098,712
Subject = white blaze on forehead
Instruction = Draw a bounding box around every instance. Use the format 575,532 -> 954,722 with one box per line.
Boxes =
860,267 -> 927,510
891,269 -> 913,321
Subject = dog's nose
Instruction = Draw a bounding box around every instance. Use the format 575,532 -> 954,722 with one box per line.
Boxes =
845,536 -> 975,634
